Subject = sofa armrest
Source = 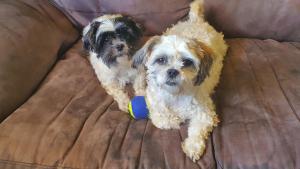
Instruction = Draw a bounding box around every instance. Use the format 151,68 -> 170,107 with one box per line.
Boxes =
0,0 -> 79,121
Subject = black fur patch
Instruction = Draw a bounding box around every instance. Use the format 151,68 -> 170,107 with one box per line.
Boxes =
100,49 -> 118,67
114,16 -> 143,47
95,31 -> 117,67
95,31 -> 116,55
83,21 -> 101,51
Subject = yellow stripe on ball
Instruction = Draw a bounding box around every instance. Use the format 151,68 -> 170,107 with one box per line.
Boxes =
128,102 -> 135,118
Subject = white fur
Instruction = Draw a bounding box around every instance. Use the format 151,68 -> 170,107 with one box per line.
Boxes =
83,15 -> 145,112
89,52 -> 145,111
142,0 -> 228,161
83,14 -> 122,36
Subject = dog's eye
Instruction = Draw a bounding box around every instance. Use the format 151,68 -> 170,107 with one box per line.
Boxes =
103,37 -> 108,42
120,27 -> 128,31
182,58 -> 194,67
117,26 -> 129,34
155,57 -> 167,65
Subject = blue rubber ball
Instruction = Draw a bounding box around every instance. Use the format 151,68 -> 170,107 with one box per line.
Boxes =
128,96 -> 149,119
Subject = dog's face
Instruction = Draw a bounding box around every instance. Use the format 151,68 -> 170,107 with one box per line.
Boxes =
133,35 -> 213,94
82,15 -> 142,67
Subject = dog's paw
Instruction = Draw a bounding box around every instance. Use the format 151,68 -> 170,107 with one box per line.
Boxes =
182,138 -> 206,162
152,120 -> 180,129
151,115 -> 182,129
134,89 -> 146,96
117,98 -> 130,112
119,103 -> 128,112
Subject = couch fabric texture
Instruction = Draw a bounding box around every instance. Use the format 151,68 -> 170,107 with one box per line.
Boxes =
0,39 -> 299,169
0,0 -> 78,121
51,0 -> 300,41
0,0 -> 300,169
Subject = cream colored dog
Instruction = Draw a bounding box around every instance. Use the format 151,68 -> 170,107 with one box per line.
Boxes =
132,0 -> 228,161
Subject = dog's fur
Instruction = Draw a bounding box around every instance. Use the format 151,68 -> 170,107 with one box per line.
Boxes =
132,0 -> 228,161
82,15 -> 145,111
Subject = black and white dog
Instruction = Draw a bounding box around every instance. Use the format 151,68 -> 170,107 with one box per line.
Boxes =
82,15 -> 145,111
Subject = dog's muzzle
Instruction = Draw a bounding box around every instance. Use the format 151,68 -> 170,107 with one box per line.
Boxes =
167,69 -> 179,78
166,69 -> 180,86
116,44 -> 124,51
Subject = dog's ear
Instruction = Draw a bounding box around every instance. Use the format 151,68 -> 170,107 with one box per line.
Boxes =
132,36 -> 160,68
82,21 -> 101,51
189,40 -> 214,85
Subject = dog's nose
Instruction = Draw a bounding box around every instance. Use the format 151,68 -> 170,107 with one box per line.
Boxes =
167,69 -> 179,78
116,44 -> 124,51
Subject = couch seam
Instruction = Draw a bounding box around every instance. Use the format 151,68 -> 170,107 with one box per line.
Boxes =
100,126 -> 117,169
211,134 -> 222,169
290,43 -> 300,50
0,159 -> 79,169
48,0 -> 82,30
135,120 -> 149,168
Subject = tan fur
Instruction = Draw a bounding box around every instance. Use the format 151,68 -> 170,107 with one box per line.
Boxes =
138,0 -> 228,162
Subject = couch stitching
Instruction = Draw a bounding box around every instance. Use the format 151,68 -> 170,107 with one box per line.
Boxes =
100,126 -> 117,169
211,134 -> 222,169
135,120 -> 149,168
0,159 -> 79,169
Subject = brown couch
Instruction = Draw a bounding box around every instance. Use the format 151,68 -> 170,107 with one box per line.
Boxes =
0,0 -> 299,168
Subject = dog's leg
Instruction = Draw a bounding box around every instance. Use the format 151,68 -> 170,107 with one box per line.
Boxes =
102,82 -> 130,112
133,69 -> 146,96
149,104 -> 183,129
182,114 -> 214,161
182,98 -> 218,162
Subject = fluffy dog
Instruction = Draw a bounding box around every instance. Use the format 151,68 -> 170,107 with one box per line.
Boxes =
132,0 -> 228,161
82,15 -> 145,112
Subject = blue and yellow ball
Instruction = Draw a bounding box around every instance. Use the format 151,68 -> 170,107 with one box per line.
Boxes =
128,96 -> 149,119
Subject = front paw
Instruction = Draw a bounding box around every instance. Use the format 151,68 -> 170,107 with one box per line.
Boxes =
135,89 -> 146,96
182,138 -> 206,162
151,115 -> 182,129
117,98 -> 130,112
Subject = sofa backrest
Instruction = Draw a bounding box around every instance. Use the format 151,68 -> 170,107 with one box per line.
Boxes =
51,0 -> 300,42
50,0 -> 191,36
205,0 -> 300,42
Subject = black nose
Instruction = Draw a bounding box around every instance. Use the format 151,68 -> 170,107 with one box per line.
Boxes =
116,44 -> 124,51
167,69 -> 179,78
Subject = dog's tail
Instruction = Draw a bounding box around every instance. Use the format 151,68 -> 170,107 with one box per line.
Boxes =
188,0 -> 205,22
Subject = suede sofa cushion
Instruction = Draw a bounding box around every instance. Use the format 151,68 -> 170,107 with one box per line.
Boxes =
0,39 -> 299,169
51,0 -> 300,42
50,0 -> 190,36
0,0 -> 78,121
